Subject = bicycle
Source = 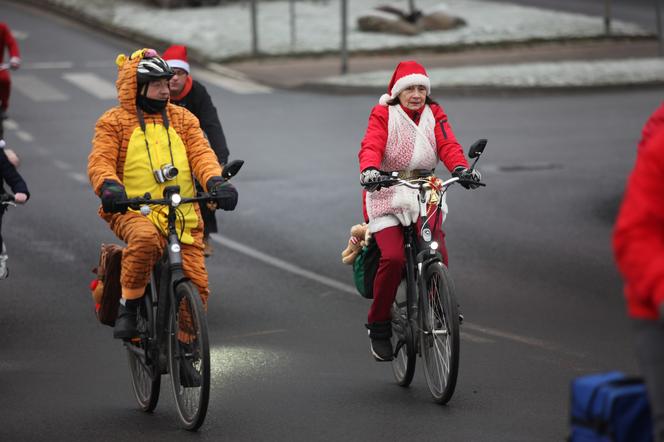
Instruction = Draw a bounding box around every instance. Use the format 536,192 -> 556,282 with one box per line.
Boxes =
114,159 -> 243,431
1,193 -> 18,280
362,139 -> 486,404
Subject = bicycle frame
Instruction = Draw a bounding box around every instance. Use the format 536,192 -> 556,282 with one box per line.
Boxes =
123,185 -> 209,376
400,177 -> 454,348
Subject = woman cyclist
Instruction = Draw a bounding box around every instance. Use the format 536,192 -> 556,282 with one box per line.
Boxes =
358,61 -> 480,361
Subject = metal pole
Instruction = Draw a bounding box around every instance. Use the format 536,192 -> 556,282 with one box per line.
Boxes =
250,0 -> 259,56
656,0 -> 664,56
408,0 -> 416,15
289,0 -> 296,50
604,0 -> 611,36
340,0 -> 348,74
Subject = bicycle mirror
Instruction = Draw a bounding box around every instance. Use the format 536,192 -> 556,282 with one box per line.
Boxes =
222,159 -> 244,179
468,139 -> 487,159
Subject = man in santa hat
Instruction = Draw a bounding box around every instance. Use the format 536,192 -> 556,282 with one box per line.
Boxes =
0,22 -> 21,120
163,44 -> 230,257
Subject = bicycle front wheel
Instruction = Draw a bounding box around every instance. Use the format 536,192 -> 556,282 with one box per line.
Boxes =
420,263 -> 460,404
391,281 -> 415,386
127,288 -> 161,412
168,281 -> 210,431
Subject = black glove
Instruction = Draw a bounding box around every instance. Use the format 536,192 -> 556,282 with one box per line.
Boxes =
99,179 -> 127,213
206,177 -> 238,211
360,167 -> 382,192
452,166 -> 482,190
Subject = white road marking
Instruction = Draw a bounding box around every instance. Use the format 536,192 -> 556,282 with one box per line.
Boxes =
461,331 -> 495,344
53,159 -> 70,170
210,233 -> 357,295
197,66 -> 273,94
12,30 -> 28,40
212,233 -> 584,357
13,75 -> 68,102
69,172 -> 89,184
25,61 -> 73,70
3,119 -> 17,130
15,131 -> 33,142
62,72 -> 116,100
35,147 -> 49,155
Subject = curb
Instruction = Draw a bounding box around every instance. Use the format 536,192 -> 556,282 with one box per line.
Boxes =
297,80 -> 664,96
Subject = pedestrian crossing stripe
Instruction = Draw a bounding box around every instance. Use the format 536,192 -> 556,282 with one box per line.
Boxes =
62,72 -> 116,100
12,75 -> 68,102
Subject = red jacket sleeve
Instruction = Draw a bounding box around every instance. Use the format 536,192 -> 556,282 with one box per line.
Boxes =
431,103 -> 468,172
1,23 -> 20,59
613,127 -> 664,318
359,105 -> 388,172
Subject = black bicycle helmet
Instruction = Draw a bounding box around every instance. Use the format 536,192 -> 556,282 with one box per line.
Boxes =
136,55 -> 174,86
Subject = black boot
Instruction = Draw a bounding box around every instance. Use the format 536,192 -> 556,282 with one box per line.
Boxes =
113,299 -> 140,340
366,320 -> 393,362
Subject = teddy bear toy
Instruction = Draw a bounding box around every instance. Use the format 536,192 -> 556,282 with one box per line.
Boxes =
341,223 -> 371,265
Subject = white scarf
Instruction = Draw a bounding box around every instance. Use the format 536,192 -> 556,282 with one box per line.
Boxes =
366,105 -> 447,233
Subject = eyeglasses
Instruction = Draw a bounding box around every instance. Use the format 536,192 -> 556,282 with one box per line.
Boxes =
173,69 -> 188,77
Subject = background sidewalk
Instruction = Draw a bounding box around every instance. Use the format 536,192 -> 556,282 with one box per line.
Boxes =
15,0 -> 664,91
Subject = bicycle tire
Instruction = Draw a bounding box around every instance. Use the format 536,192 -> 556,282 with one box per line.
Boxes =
168,281 -> 210,431
127,287 -> 161,412
420,262 -> 460,404
391,282 -> 415,386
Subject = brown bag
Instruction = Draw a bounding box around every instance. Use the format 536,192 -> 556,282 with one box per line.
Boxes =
91,243 -> 123,327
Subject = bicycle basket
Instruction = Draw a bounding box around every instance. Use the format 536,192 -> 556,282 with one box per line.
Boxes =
352,240 -> 380,299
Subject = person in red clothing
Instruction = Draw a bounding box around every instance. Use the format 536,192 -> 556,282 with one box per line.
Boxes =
0,23 -> 21,119
162,45 -> 230,257
613,102 -> 664,442
358,61 -> 480,361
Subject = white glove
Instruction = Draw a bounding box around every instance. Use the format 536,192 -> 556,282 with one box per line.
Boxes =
9,56 -> 20,70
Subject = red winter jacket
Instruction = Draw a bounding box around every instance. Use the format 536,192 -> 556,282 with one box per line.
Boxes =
359,102 -> 468,172
359,102 -> 469,221
0,23 -> 20,64
613,103 -> 664,320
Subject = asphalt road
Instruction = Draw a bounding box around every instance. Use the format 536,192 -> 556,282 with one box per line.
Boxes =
481,0 -> 661,30
0,1 -> 662,441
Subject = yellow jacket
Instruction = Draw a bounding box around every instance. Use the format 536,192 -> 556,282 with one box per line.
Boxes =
88,49 -> 222,243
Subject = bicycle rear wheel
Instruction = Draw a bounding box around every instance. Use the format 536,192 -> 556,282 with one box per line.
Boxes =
168,281 -> 210,431
420,263 -> 460,404
127,288 -> 161,412
391,281 -> 415,386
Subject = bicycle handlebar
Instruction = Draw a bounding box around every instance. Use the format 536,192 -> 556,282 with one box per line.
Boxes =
114,191 -> 217,212
361,173 -> 485,191
0,194 -> 16,206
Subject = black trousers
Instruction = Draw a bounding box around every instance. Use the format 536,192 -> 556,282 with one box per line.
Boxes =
634,318 -> 664,442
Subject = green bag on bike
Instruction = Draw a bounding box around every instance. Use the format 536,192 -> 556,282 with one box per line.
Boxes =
353,240 -> 380,299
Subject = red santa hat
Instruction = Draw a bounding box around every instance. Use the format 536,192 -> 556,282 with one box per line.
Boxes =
379,60 -> 431,106
162,45 -> 190,73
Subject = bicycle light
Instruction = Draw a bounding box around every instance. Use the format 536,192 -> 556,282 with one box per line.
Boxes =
430,241 -> 439,251
170,193 -> 182,207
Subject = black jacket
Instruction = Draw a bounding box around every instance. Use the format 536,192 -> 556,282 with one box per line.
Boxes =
0,149 -> 29,211
171,79 -> 229,165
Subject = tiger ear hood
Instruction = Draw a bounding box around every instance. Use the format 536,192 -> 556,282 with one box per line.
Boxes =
114,48 -> 158,113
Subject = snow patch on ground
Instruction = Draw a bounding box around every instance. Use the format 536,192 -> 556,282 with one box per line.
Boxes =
318,58 -> 664,89
43,0 -> 650,61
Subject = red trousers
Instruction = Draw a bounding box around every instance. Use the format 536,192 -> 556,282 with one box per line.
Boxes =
368,213 -> 448,323
0,70 -> 10,112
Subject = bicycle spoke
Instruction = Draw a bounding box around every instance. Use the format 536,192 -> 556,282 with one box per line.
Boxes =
420,265 -> 459,404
